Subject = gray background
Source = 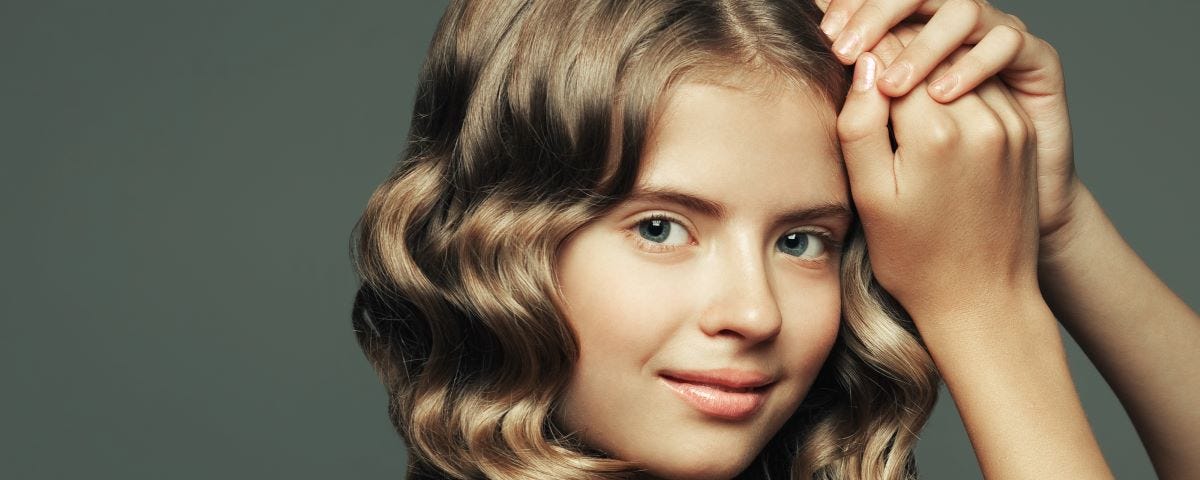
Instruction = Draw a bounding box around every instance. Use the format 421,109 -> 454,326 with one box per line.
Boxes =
2,1 -> 1195,478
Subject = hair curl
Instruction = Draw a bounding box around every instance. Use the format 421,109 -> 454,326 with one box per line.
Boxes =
350,0 -> 940,478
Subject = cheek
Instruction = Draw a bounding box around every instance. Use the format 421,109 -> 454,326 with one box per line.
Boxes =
556,238 -> 688,360
554,235 -> 681,443
779,273 -> 843,375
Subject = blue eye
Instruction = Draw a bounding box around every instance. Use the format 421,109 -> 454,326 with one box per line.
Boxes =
637,217 -> 690,245
777,232 -> 826,258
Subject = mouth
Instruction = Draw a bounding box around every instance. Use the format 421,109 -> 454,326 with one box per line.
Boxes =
658,370 -> 776,420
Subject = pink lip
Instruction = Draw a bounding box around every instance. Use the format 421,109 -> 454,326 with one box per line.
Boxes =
659,369 -> 775,420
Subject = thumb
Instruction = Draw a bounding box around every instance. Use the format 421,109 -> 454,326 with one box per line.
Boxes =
838,52 -> 895,204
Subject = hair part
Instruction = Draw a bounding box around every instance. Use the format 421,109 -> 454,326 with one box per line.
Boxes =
351,1 -> 939,478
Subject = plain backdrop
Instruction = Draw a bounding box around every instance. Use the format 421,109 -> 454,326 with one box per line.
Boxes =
2,1 -> 1196,478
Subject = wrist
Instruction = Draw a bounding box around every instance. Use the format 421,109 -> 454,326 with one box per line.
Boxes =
915,295 -> 1070,401
908,287 -> 1054,343
1038,177 -> 1096,268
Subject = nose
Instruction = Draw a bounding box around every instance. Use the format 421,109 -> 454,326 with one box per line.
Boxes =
697,242 -> 784,344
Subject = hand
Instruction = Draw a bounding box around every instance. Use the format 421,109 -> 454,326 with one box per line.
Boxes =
817,0 -> 1026,97
816,0 -> 1081,261
837,47 -> 1041,321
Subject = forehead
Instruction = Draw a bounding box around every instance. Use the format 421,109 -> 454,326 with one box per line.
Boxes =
636,76 -> 846,210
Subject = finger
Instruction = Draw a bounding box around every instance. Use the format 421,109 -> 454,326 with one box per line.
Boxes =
930,43 -> 972,80
819,0 -> 867,40
890,23 -> 924,47
968,79 -> 1038,222
877,0 -> 981,97
925,25 -> 1029,102
863,29 -> 909,68
872,27 -> 958,78
996,31 -> 1065,97
830,0 -> 925,64
838,53 -> 896,202
888,46 -> 982,175
912,0 -> 1029,37
977,78 -> 1039,172
827,0 -> 1025,66
972,78 -> 1030,157
989,75 -> 1037,138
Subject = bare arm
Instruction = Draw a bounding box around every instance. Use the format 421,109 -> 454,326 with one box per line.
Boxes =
916,295 -> 1113,479
1039,181 -> 1200,479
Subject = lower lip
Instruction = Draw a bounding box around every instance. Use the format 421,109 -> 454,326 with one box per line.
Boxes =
660,376 -> 769,420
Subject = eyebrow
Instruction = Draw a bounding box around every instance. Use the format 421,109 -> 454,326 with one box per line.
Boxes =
623,186 -> 855,224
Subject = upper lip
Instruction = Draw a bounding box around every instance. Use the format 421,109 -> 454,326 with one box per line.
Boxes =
659,368 -> 777,389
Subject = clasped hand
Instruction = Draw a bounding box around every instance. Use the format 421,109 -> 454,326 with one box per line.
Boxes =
823,0 -> 1071,324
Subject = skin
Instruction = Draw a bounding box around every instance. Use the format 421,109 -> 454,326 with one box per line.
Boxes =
817,0 -> 1077,245
841,45 -> 1112,478
554,74 -> 853,479
822,0 -> 1200,478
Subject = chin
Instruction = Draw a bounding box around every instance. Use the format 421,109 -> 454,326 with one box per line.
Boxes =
638,451 -> 760,480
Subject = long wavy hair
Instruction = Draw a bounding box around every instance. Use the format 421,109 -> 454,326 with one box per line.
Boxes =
350,0 -> 940,478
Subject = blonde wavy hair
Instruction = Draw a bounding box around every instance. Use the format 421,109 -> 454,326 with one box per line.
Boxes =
350,0 -> 940,478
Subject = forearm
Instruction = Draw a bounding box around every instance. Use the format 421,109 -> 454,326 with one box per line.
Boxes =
1038,185 -> 1200,479
916,297 -> 1113,479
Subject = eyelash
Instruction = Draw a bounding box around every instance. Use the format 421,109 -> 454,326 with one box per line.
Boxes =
627,213 -> 844,259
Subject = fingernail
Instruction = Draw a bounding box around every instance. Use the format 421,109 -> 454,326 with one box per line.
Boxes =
854,55 -> 878,92
930,74 -> 958,98
820,11 -> 848,38
834,31 -> 861,61
881,62 -> 911,89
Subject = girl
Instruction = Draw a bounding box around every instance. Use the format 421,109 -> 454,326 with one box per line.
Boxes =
350,0 -> 1198,478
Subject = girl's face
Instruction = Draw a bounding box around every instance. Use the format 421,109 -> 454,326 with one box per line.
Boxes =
554,72 -> 852,479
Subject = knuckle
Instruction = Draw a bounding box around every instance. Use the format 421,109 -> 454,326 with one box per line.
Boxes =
855,2 -> 888,23
1004,108 -> 1028,136
1005,117 -> 1028,148
973,115 -> 1008,148
1005,13 -> 1028,31
992,24 -> 1025,45
955,0 -> 983,20
1039,36 -> 1062,61
837,115 -> 875,144
923,117 -> 960,148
